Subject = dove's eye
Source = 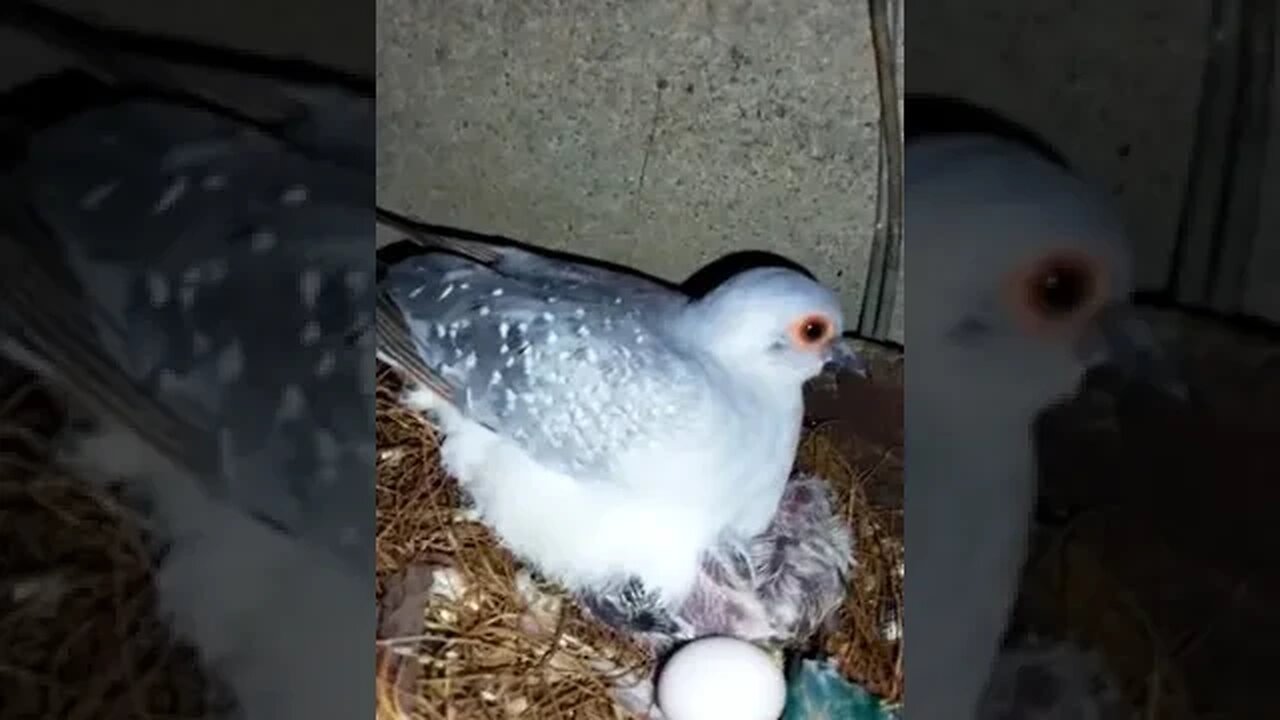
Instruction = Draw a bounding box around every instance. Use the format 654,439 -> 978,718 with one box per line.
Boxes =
1009,250 -> 1105,331
789,314 -> 833,348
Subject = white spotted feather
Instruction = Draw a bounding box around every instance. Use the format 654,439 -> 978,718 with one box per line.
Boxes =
380,233 -> 848,605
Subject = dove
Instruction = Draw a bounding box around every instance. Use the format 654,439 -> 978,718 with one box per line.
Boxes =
0,9 -> 374,719
903,95 -> 1181,720
376,212 -> 866,610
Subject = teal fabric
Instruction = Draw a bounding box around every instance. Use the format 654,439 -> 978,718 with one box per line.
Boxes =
782,658 -> 901,720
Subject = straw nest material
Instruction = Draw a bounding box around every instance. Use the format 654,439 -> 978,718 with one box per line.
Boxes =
374,338 -> 907,720
8,308 -> 1267,718
1019,307 -> 1280,719
0,364 -> 218,720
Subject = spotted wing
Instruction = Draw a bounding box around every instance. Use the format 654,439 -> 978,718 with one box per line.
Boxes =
0,189 -> 214,470
375,207 -> 678,306
5,92 -> 375,576
383,251 -> 706,479
376,285 -> 453,400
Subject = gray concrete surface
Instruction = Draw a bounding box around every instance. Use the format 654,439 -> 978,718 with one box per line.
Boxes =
2,2 -> 895,338
908,0 -> 1209,294
376,0 -> 887,334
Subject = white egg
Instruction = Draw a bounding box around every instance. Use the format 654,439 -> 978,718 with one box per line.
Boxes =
656,636 -> 788,720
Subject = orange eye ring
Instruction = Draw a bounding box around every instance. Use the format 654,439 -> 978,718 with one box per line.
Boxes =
789,314 -> 834,348
1005,249 -> 1107,334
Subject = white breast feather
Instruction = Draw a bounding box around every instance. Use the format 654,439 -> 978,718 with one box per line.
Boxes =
402,376 -> 800,605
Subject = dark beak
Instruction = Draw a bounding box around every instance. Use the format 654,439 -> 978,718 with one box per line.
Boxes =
1076,303 -> 1188,400
823,336 -> 869,378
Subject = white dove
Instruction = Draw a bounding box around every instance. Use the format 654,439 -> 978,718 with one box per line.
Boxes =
376,212 -> 865,610
904,96 -> 1180,720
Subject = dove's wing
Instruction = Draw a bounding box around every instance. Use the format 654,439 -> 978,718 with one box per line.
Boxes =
382,251 -> 708,479
0,23 -> 377,720
4,90 -> 375,577
375,207 -> 678,304
0,188 -> 211,469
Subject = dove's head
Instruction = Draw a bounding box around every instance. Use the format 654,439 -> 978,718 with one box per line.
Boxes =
908,131 -> 1177,417
683,266 -> 863,386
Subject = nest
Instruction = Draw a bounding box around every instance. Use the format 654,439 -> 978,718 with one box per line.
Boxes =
2,305 -> 1273,719
0,366 -> 216,720
374,340 -> 906,719
374,367 -> 653,720
1021,307 -> 1280,719
0,342 -> 906,719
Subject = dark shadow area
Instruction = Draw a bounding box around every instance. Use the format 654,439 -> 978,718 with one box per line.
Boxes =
905,94 -> 1070,169
0,4 -> 376,719
2,1 -> 372,95
1,2 -> 374,171
0,69 -> 116,158
679,250 -> 815,298
377,206 -> 820,300
1030,311 -> 1280,717
1134,290 -> 1280,339
907,29 -> 1280,719
376,205 -> 684,291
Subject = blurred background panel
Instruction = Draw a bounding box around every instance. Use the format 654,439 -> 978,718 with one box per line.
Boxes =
910,0 -> 1280,327
908,0 -> 1203,295
0,0 -> 372,87
910,3 -> 1280,717
0,4 -> 375,719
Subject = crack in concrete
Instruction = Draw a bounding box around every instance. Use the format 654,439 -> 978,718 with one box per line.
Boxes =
635,77 -> 668,201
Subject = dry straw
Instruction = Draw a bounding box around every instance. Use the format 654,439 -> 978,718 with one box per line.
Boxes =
373,359 -> 907,719
0,344 -> 1202,718
0,356 -> 912,719
0,367 -> 216,720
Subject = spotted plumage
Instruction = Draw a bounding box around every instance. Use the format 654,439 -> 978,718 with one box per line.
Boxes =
378,216 -> 863,606
6,96 -> 375,579
0,12 -> 376,720
386,251 -> 701,477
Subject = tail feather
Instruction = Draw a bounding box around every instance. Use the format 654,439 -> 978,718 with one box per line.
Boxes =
374,206 -> 501,264
374,289 -> 455,401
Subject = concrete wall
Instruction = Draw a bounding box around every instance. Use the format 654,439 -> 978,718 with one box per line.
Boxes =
911,1 -> 1280,327
5,1 -> 894,339
11,1 -> 1279,333
377,0 -> 890,337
